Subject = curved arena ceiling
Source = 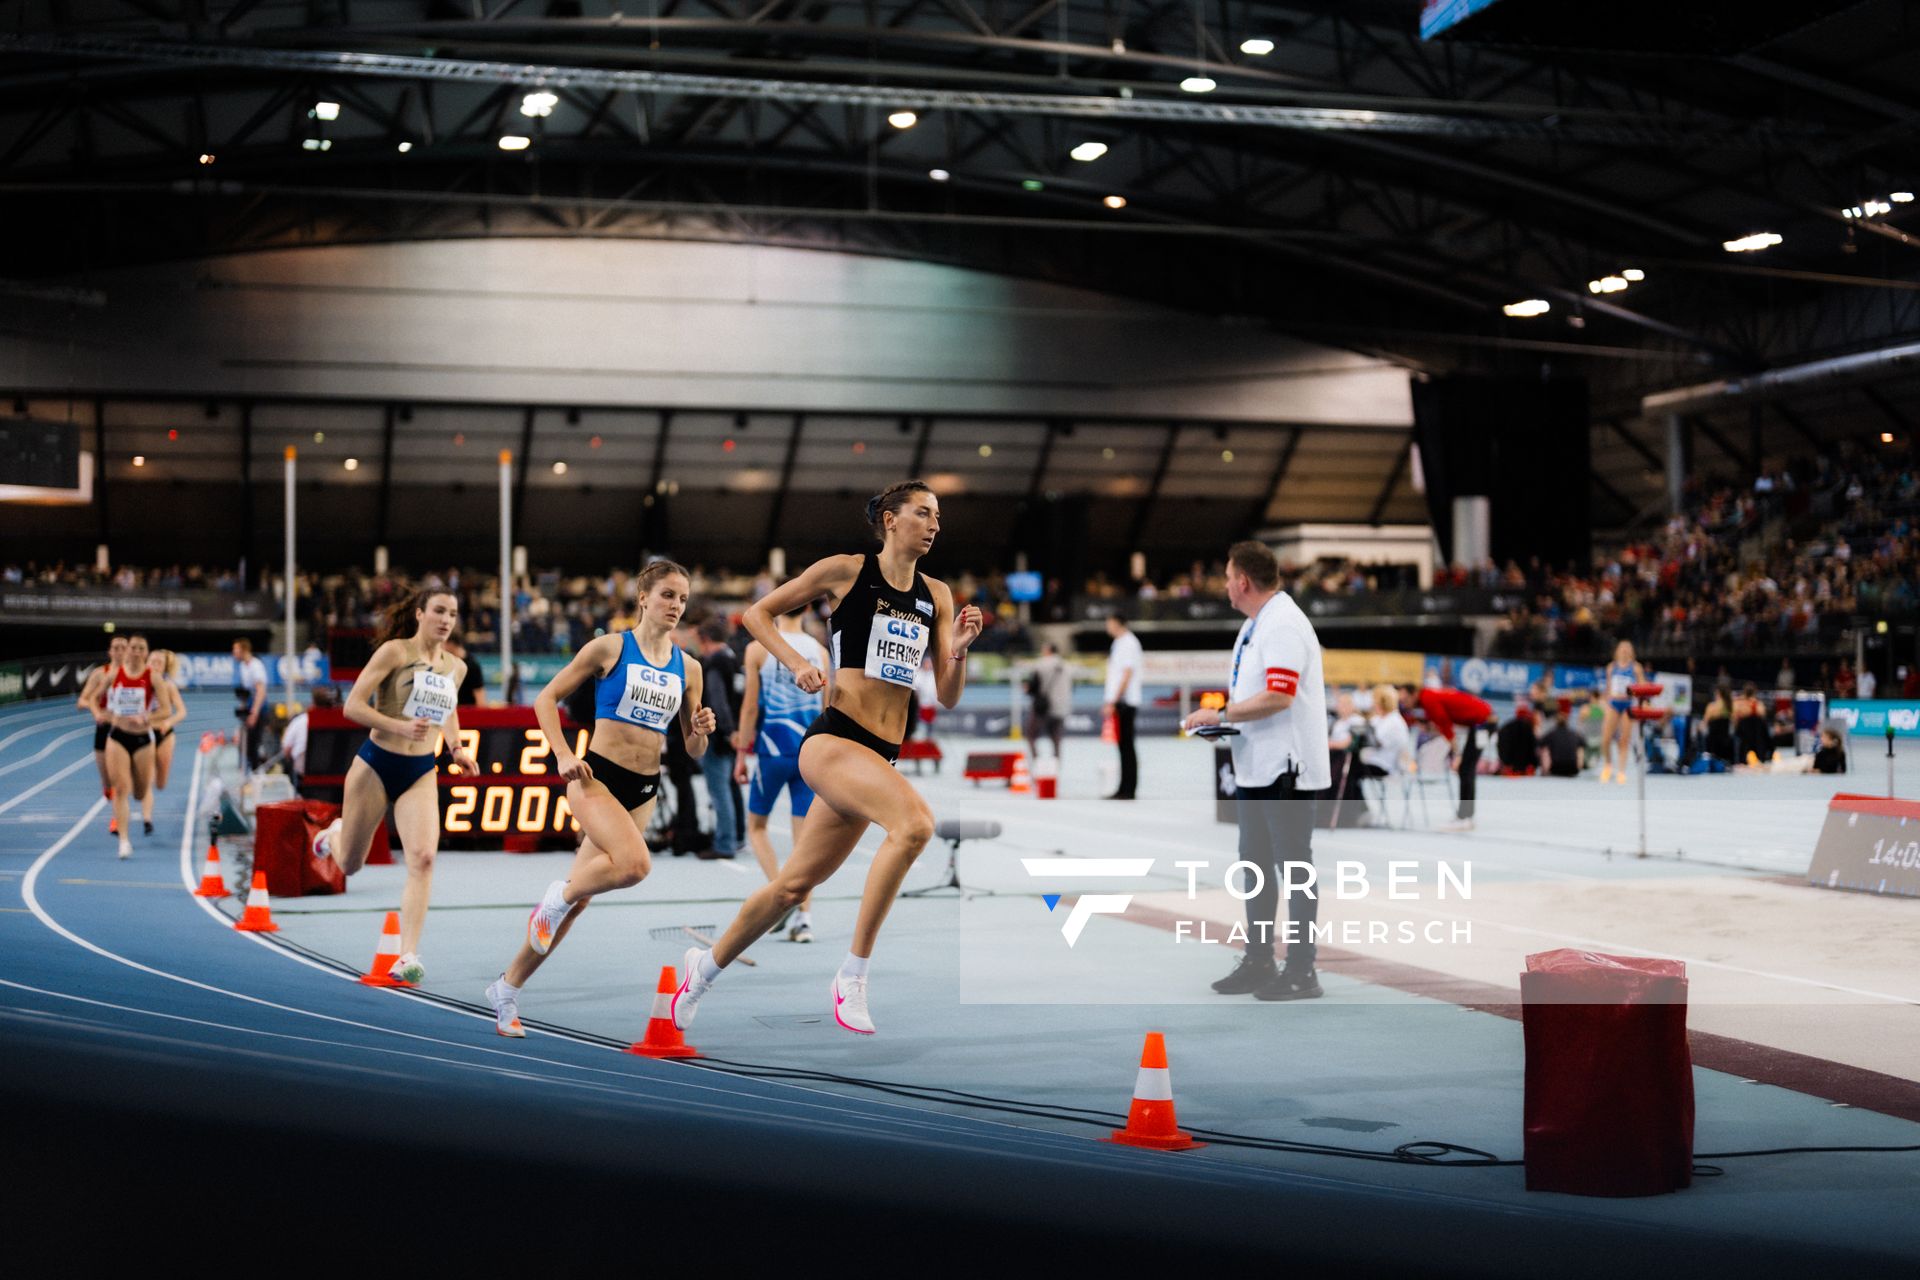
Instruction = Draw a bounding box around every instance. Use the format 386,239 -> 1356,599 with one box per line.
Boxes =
4,0 -> 1920,534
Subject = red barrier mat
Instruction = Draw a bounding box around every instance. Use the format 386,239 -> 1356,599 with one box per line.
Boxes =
253,800 -> 390,896
1521,949 -> 1693,1197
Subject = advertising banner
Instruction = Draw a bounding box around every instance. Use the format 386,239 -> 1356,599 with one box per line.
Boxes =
0,585 -> 276,629
1422,655 -> 1600,698
1828,699 -> 1920,739
173,652 -> 330,690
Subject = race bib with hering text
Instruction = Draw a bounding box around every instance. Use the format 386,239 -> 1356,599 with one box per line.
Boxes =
864,612 -> 928,688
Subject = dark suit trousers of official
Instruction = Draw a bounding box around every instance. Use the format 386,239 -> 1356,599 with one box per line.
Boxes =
1113,703 -> 1138,799
1236,773 -> 1318,970
1457,730 -> 1481,820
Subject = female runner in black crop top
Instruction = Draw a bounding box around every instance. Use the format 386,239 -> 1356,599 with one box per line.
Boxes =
672,479 -> 982,1036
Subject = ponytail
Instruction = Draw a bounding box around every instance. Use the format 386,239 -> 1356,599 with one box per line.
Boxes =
376,588 -> 456,647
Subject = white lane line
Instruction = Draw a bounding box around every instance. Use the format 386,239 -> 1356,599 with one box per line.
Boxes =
28,800 -> 1136,1151
0,971 -> 1110,1154
0,754 -> 95,816
1387,901 -> 1920,1006
0,726 -> 94,781
0,998 -> 1072,1148
0,709 -> 81,756
174,746 -> 353,982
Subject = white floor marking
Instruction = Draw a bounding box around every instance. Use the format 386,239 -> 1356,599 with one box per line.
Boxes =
0,754 -> 95,816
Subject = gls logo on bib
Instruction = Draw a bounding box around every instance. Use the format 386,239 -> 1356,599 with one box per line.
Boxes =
865,613 -> 927,688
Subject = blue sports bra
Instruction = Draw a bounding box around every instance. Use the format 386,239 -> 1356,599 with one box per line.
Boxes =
594,630 -> 687,735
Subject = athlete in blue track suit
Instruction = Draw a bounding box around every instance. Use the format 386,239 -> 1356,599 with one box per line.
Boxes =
733,609 -> 827,942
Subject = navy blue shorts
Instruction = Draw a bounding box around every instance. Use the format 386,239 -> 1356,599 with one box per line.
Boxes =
748,752 -> 816,818
356,738 -> 438,803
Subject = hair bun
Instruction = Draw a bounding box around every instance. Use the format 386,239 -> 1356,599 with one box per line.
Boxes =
865,495 -> 882,525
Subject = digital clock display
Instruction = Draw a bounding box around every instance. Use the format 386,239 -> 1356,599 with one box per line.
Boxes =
301,706 -> 589,848
1806,792 -> 1920,897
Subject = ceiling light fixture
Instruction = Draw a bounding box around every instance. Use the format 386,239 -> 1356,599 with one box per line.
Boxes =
1502,299 -> 1550,317
929,168 -> 950,181
1180,76 -> 1217,93
1240,37 -> 1275,55
1070,141 -> 1109,162
1723,232 -> 1783,252
521,91 -> 559,118
888,110 -> 918,129
499,135 -> 532,151
1103,195 -> 1127,209
312,101 -> 340,121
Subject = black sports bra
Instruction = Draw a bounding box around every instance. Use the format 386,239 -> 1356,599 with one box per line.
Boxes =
828,554 -> 935,691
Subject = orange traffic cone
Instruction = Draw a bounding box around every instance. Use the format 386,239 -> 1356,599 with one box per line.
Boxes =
1106,1032 -> 1202,1151
359,911 -> 410,986
194,842 -> 229,898
1009,753 -> 1031,794
626,965 -> 700,1059
234,870 -> 280,933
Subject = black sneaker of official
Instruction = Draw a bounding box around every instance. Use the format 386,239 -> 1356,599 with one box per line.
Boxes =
1254,967 -> 1324,1002
1210,951 -> 1279,994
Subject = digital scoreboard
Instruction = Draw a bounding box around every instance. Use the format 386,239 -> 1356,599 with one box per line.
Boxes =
301,706 -> 587,849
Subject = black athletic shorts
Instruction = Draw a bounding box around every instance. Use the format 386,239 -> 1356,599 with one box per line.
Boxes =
801,705 -> 902,766
585,750 -> 661,811
107,726 -> 153,756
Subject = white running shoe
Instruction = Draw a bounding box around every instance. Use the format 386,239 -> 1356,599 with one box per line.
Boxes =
390,952 -> 426,984
485,977 -> 526,1038
311,823 -> 335,868
831,972 -> 875,1035
789,922 -> 813,944
527,879 -> 569,955
117,839 -> 132,860
671,946 -> 712,1031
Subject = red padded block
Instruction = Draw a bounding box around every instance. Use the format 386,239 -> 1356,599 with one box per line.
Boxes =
252,800 -> 390,897
1521,949 -> 1693,1197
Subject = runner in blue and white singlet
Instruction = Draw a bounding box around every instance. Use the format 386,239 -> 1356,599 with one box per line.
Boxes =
1598,639 -> 1646,786
733,611 -> 827,942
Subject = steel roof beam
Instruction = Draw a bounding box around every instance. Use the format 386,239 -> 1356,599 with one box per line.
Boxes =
0,33 -> 1766,146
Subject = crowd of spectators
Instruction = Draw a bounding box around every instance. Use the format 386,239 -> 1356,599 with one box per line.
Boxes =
1490,441 -> 1920,662
15,439 -> 1917,676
